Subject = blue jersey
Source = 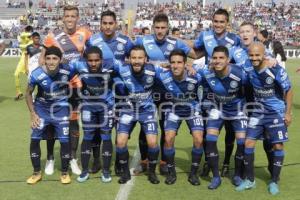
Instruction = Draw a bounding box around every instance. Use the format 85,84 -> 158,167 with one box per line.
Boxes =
28,65 -> 75,107
230,44 -> 274,67
135,34 -> 191,65
158,70 -> 202,116
86,32 -> 134,63
194,30 -> 240,63
199,64 -> 248,116
115,63 -> 163,111
69,58 -> 120,108
246,65 -> 291,116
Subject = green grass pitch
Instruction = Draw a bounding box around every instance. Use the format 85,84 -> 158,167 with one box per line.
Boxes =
0,58 -> 299,200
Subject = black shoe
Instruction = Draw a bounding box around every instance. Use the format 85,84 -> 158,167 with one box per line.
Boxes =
200,162 -> 210,177
148,172 -> 160,184
188,172 -> 200,186
14,93 -> 23,101
220,164 -> 230,177
118,170 -> 131,184
159,161 -> 168,176
89,160 -> 101,174
165,168 -> 176,185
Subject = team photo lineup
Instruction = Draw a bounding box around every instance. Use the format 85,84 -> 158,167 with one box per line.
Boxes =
5,0 -> 298,198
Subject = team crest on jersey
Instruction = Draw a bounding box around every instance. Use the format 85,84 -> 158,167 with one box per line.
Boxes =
117,43 -> 124,51
62,75 -> 68,82
266,77 -> 274,84
167,44 -> 175,51
146,76 -> 154,84
230,81 -> 238,88
187,83 -> 195,91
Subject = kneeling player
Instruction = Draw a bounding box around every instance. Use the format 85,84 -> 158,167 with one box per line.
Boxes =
236,43 -> 292,195
25,47 -> 74,184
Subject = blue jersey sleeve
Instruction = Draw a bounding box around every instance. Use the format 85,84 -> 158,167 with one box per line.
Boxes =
154,65 -> 167,80
194,31 -> 204,49
134,36 -> 143,46
275,66 -> 291,93
68,61 -> 79,79
176,39 -> 191,55
125,38 -> 134,58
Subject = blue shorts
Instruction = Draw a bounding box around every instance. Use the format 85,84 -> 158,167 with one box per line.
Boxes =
246,114 -> 288,143
117,110 -> 158,135
81,104 -> 114,140
164,111 -> 204,133
31,104 -> 70,142
206,109 -> 247,133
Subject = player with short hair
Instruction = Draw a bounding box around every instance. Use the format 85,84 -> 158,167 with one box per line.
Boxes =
25,46 -> 74,184
198,46 -> 248,189
115,45 -> 164,184
39,5 -> 92,176
86,9 -> 134,175
141,27 -> 150,35
194,9 -> 241,177
25,32 -> 44,77
159,49 -> 204,186
135,12 -> 198,175
236,43 -> 292,195
69,46 -> 117,183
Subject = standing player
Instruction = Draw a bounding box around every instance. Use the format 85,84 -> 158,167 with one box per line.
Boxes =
159,49 -> 204,186
39,5 -> 92,176
25,46 -> 73,184
86,10 -> 134,175
14,25 -> 33,100
115,46 -> 163,184
236,43 -> 292,195
25,32 -> 44,77
198,46 -> 248,189
135,13 -> 198,175
69,47 -> 116,183
193,9 -> 241,177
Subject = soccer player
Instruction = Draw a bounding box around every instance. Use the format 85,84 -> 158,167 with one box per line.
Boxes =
236,43 -> 292,195
86,10 -> 134,63
39,5 -> 92,176
25,46 -> 73,184
68,47 -> 116,183
115,45 -> 162,184
135,12 -> 198,175
86,10 -> 134,175
159,49 -> 204,186
194,9 -> 241,177
198,46 -> 248,189
25,32 -> 44,77
14,25 -> 33,100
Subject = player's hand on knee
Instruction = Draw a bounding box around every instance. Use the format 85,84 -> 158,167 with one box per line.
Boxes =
31,112 -> 41,129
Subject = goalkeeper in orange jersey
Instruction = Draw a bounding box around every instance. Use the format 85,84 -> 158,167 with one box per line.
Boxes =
14,25 -> 33,100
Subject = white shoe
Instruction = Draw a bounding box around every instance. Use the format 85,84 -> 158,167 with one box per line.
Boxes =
45,160 -> 55,175
70,159 -> 81,175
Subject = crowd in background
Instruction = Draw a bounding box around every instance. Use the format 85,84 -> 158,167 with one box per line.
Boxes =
0,0 -> 299,48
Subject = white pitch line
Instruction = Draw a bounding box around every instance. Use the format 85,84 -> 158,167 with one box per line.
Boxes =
114,147 -> 141,200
